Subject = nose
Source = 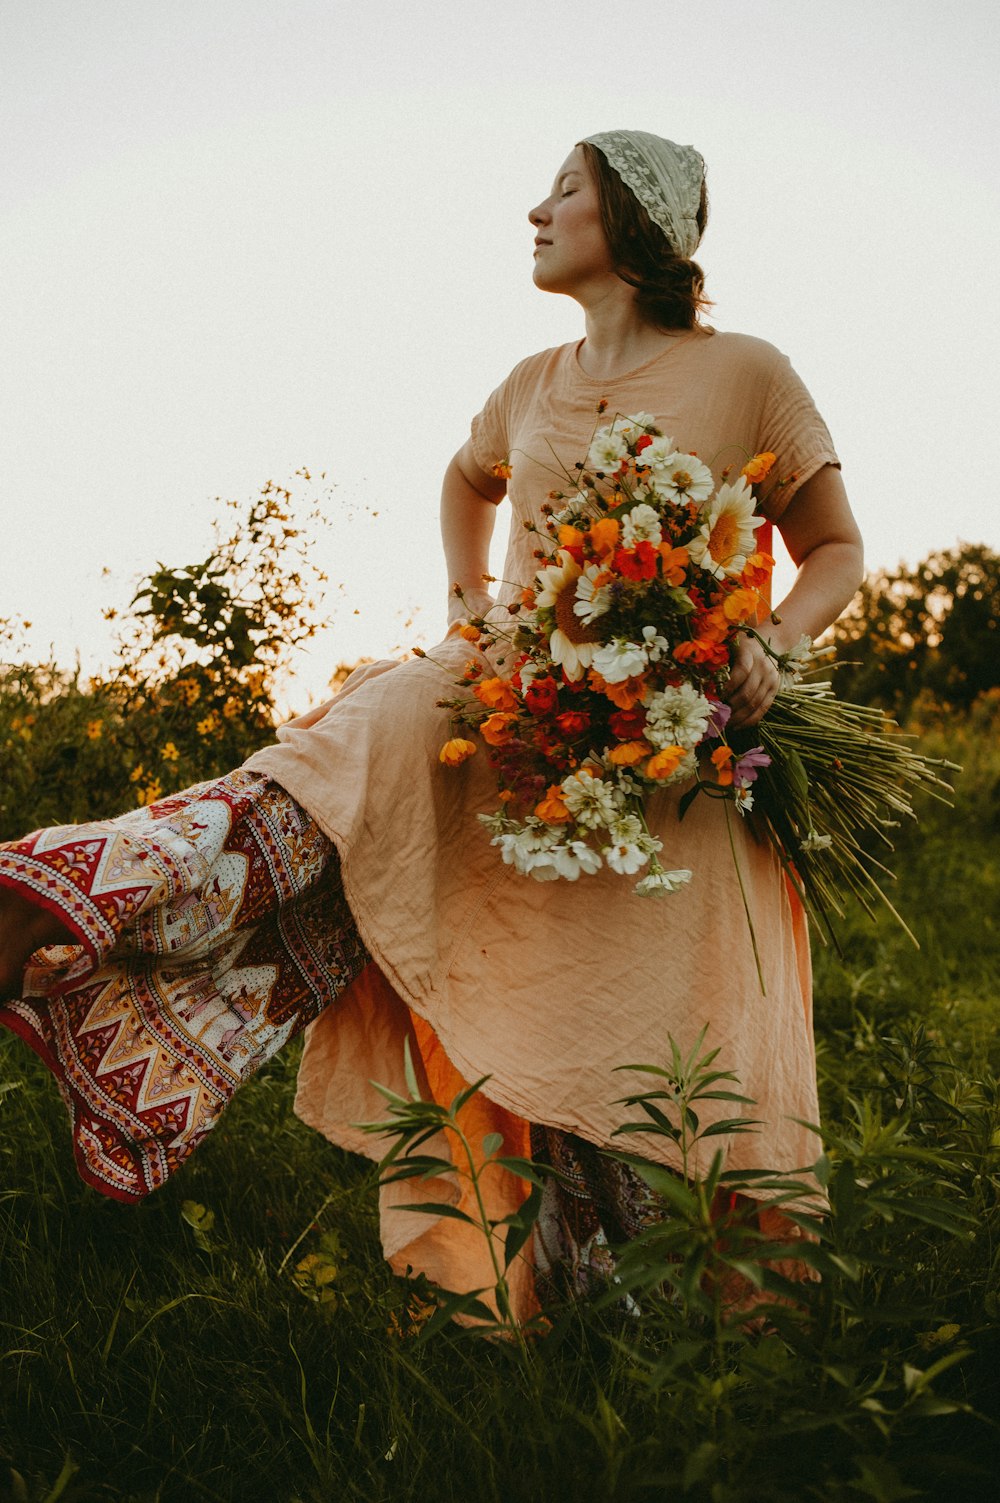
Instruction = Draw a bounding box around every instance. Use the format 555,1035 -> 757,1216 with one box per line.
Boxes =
528,198 -> 550,227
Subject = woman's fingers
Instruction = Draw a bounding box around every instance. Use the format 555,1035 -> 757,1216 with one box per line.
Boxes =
724,635 -> 780,728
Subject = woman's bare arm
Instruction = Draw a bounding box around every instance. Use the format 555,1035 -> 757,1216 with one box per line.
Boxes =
440,438 -> 507,626
725,465 -> 864,727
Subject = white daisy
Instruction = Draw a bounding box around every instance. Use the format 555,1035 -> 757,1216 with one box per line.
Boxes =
535,549 -> 599,680
591,638 -> 648,684
573,563 -> 612,624
687,476 -> 766,580
634,868 -> 693,897
639,434 -> 676,471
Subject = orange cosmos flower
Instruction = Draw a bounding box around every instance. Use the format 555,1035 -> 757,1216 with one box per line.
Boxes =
741,550 -> 775,590
608,740 -> 653,766
588,517 -> 620,558
473,676 -> 517,711
480,713 -> 518,746
658,542 -> 690,586
741,451 -> 776,484
491,460 -> 513,480
589,670 -> 649,711
723,587 -> 761,624
458,622 -> 482,643
645,745 -> 688,779
439,738 -> 477,766
534,785 -> 572,822
557,523 -> 585,549
711,745 -> 735,785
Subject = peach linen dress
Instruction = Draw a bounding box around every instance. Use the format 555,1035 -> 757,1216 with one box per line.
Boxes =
245,327 -> 840,1314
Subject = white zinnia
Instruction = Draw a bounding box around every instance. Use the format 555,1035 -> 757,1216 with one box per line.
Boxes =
621,503 -> 663,548
604,839 -> 650,875
654,451 -> 715,504
561,771 -> 621,830
586,427 -> 628,472
687,476 -> 765,580
549,841 -> 603,881
779,633 -> 815,688
644,683 -> 714,751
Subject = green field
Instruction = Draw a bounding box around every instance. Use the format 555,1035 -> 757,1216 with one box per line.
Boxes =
3,525 -> 999,1500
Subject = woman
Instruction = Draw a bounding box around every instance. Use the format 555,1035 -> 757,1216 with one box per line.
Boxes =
0,131 -> 862,1317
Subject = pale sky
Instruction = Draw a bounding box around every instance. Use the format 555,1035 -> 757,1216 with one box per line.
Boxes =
2,0 -> 998,707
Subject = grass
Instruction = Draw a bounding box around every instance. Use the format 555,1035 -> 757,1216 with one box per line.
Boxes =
2,708 -> 1000,1502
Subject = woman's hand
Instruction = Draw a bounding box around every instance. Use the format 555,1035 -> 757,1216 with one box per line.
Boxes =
447,585 -> 497,629
724,632 -> 782,728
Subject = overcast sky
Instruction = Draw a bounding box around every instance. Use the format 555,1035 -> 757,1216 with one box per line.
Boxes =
2,0 -> 998,705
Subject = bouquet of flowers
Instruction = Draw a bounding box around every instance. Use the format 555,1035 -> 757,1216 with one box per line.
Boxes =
436,407 -> 951,948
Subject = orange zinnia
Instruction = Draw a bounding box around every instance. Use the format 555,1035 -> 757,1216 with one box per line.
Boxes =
480,713 -> 518,746
473,676 -> 517,711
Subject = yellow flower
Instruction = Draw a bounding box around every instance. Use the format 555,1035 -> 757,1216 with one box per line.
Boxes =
85,719 -> 103,741
129,764 -> 145,783
136,779 -> 162,807
741,451 -> 777,484
534,786 -> 572,823
645,745 -> 687,780
439,737 -> 477,767
608,740 -> 652,766
176,678 -> 201,706
162,741 -> 180,762
222,697 -> 242,719
196,712 -> 221,737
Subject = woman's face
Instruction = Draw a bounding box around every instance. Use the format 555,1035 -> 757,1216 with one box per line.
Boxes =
528,146 -> 615,297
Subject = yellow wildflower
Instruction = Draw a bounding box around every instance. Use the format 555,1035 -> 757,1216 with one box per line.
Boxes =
85,719 -> 103,741
162,741 -> 180,762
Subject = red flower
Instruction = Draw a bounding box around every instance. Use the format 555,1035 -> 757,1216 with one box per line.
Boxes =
555,710 -> 591,736
609,707 -> 647,739
524,675 -> 559,714
614,540 -> 659,581
634,433 -> 653,454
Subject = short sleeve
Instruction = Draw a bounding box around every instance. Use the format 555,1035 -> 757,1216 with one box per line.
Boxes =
758,354 -> 840,522
469,377 -> 512,478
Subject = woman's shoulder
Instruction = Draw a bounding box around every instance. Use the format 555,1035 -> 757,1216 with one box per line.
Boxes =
695,327 -> 792,373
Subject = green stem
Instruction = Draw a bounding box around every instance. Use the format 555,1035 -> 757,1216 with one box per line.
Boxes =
723,799 -> 766,996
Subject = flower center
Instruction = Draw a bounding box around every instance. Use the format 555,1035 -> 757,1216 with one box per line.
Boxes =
672,469 -> 692,489
708,512 -> 739,564
554,582 -> 600,644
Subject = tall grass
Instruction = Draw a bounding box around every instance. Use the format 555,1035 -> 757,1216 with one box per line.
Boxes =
2,704 -> 999,1502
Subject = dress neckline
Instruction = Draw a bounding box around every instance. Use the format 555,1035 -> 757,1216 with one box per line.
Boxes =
570,326 -> 706,385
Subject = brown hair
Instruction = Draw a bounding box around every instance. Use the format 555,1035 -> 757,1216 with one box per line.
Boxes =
580,141 -> 710,331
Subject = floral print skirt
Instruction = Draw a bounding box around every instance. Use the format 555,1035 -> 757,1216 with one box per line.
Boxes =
0,770 -> 368,1200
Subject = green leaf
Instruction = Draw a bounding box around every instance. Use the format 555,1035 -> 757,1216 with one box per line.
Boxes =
481,1132 -> 503,1157
394,1201 -> 475,1226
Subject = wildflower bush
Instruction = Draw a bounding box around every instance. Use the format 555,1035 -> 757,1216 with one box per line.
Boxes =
0,472 -> 328,838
